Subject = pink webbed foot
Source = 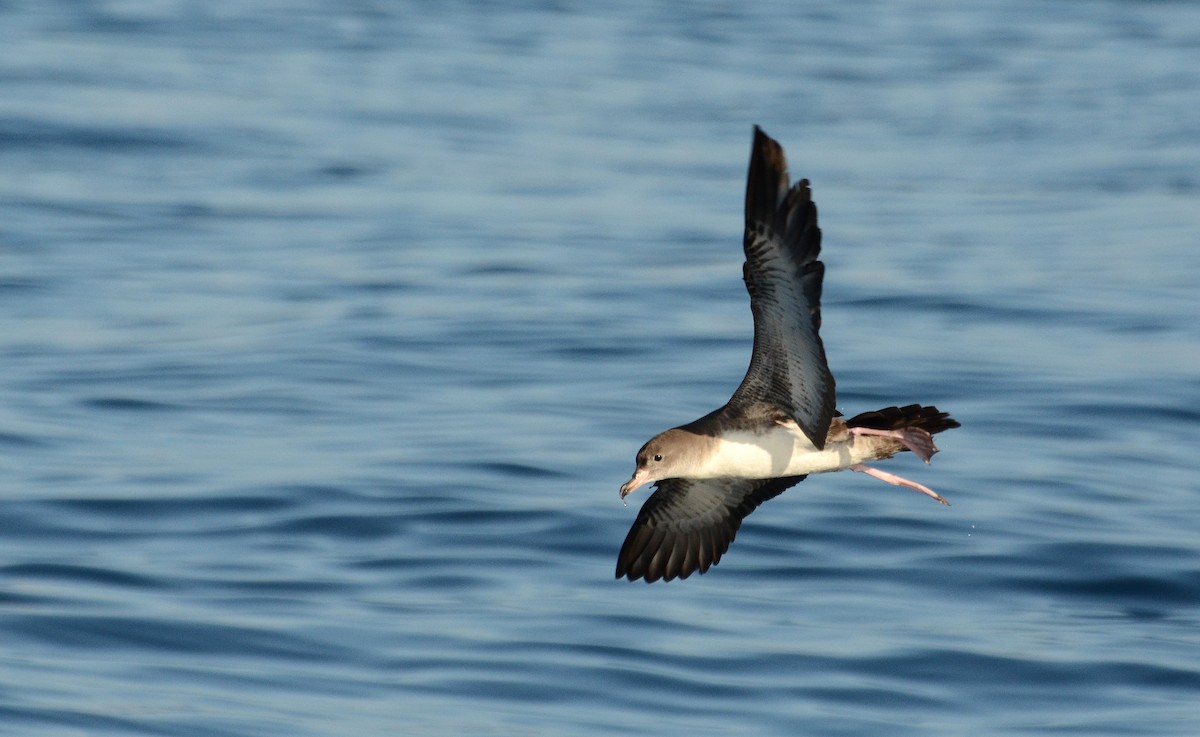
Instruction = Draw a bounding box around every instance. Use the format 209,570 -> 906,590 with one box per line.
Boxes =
850,463 -> 951,506
851,426 -> 938,463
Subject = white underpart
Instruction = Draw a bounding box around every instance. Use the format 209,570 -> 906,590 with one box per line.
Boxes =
699,422 -> 880,479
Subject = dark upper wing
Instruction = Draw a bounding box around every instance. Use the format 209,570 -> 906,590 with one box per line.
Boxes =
615,475 -> 806,583
726,126 -> 835,448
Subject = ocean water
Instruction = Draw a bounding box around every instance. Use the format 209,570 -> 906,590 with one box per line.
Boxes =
2,1 -> 1199,735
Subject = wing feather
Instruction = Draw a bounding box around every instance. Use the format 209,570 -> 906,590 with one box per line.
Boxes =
616,475 -> 805,582
727,127 -> 836,447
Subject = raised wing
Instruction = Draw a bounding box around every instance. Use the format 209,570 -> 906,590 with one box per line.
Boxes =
615,475 -> 806,583
726,126 -> 835,448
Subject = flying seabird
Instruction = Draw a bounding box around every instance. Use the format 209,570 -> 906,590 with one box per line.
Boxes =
616,126 -> 960,583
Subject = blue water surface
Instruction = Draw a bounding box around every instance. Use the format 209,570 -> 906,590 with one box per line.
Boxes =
2,2 -> 1199,735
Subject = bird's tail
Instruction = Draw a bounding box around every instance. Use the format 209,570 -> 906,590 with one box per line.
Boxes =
846,404 -> 960,436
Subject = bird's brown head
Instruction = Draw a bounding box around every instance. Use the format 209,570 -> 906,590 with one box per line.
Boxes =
619,429 -> 703,498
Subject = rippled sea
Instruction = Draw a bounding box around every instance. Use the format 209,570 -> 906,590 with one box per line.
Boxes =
2,2 -> 1199,735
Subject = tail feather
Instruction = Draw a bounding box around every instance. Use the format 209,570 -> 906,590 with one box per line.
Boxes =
846,404 -> 960,436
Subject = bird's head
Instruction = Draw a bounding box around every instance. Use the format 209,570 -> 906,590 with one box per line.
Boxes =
619,429 -> 703,498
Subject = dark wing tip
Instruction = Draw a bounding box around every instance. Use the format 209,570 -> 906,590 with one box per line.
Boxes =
746,126 -> 790,226
615,476 -> 805,583
747,127 -> 821,266
615,512 -> 731,583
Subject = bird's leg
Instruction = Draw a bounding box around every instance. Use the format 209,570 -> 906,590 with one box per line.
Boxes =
850,463 -> 951,506
850,426 -> 938,463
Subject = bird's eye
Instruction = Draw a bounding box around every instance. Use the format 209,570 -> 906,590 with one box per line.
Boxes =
653,454 -> 663,462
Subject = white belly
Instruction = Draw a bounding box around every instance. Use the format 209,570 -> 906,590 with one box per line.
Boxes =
699,423 -> 870,479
